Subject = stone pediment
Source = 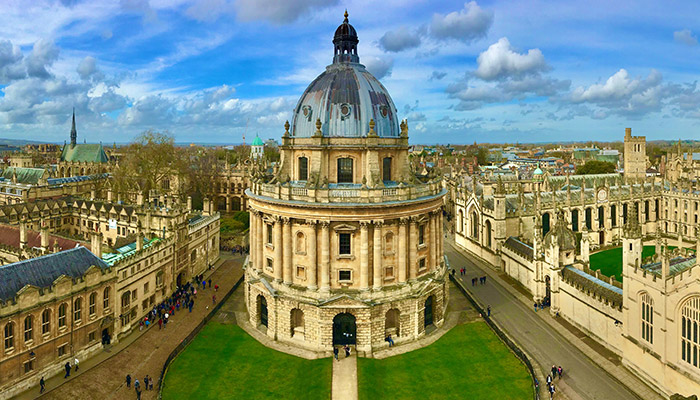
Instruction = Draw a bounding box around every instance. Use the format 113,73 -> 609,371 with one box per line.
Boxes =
319,294 -> 369,308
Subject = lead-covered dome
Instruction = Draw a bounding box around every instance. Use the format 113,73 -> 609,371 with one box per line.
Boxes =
291,12 -> 399,138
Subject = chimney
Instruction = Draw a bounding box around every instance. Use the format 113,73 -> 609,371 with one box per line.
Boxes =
625,127 -> 632,138
187,196 -> 192,211
136,233 -> 144,251
90,188 -> 96,200
137,192 -> 144,206
53,240 -> 60,253
203,197 -> 210,216
91,231 -> 103,257
107,188 -> 113,202
19,221 -> 27,249
40,225 -> 49,252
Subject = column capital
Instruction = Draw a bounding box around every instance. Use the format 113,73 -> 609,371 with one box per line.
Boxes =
305,219 -> 318,226
282,217 -> 292,225
399,217 -> 410,225
360,220 -> 371,229
372,219 -> 384,227
319,220 -> 330,229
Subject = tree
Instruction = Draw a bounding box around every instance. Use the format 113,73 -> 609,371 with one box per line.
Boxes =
112,131 -> 186,200
575,160 -> 616,175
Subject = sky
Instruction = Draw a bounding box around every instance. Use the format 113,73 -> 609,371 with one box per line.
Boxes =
1,0 -> 700,145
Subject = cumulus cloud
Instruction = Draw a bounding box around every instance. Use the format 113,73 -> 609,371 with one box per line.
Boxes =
25,39 -> 59,79
77,56 -> 98,80
234,0 -> 338,24
674,29 -> 698,46
570,69 -> 641,103
430,1 -> 493,43
475,38 -> 547,81
364,57 -> 394,80
378,26 -> 422,52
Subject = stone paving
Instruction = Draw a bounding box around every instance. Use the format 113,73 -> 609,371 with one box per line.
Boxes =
14,254 -> 244,400
331,350 -> 358,400
446,240 -> 665,400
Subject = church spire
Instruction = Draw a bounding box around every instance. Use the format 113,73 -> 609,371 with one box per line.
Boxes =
70,108 -> 77,148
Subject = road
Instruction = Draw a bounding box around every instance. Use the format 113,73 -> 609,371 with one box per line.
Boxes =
445,242 -> 642,400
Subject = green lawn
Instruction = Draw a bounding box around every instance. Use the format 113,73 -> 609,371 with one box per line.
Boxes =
590,245 -> 694,282
162,323 -> 331,400
358,322 -> 533,400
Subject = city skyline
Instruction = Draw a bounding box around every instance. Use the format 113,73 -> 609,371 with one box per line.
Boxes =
1,0 -> 700,144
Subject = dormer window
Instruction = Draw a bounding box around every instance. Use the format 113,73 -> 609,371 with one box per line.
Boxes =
302,105 -> 313,121
340,104 -> 351,118
380,106 -> 388,117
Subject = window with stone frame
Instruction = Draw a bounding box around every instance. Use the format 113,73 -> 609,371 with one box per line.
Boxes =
641,293 -> 653,344
298,157 -> 308,181
4,322 -> 14,350
41,309 -> 51,335
418,224 -> 425,245
418,258 -> 426,271
337,158 -> 353,183
103,287 -> 110,310
267,223 -> 273,245
24,316 -> 32,342
339,233 -> 351,255
58,344 -> 67,357
74,298 -> 82,322
384,232 -> 394,254
89,292 -> 97,316
384,266 -> 394,279
681,296 -> 700,368
382,157 -> 392,182
266,258 -> 273,271
58,303 -> 67,328
339,270 -> 352,281
24,360 -> 33,374
296,266 -> 305,279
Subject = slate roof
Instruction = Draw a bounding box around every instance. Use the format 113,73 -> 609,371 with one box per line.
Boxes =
0,167 -> 47,184
0,247 -> 109,302
561,265 -> 622,309
60,143 -> 109,163
503,236 -> 533,260
0,224 -> 88,251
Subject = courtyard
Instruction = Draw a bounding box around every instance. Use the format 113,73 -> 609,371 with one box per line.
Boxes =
589,245 -> 694,281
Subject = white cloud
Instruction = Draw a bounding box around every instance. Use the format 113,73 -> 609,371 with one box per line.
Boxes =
378,26 -> 422,52
474,37 -> 547,81
570,69 -> 638,103
430,1 -> 493,43
674,29 -> 698,46
25,39 -> 59,79
77,56 -> 98,80
234,0 -> 338,24
364,57 -> 394,80
185,0 -> 236,22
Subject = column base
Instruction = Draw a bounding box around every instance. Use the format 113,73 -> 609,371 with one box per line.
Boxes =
308,285 -> 318,291
320,286 -> 330,292
360,287 -> 370,292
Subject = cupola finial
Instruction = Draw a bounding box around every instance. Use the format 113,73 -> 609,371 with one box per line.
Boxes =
344,9 -> 349,22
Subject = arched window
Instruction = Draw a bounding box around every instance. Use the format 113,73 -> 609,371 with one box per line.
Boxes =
337,158 -> 353,183
121,292 -> 131,310
641,293 -> 653,344
384,232 -> 394,253
485,220 -> 492,248
471,211 -> 479,239
610,205 -> 617,227
296,231 -> 306,254
42,309 -> 51,335
458,210 -> 464,233
385,308 -> 400,336
89,292 -> 97,316
103,287 -> 111,310
571,209 -> 579,232
382,157 -> 392,182
290,308 -> 304,337
58,303 -> 67,328
542,212 -> 550,236
298,157 -> 308,181
681,297 -> 700,368
598,206 -> 605,229
4,322 -> 14,350
74,298 -> 82,322
24,316 -> 33,342
585,208 -> 592,230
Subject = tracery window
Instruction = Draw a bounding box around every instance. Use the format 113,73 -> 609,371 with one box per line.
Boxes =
682,297 -> 700,368
641,293 -> 653,344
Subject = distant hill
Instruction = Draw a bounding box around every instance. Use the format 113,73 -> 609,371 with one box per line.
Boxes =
0,138 -> 54,146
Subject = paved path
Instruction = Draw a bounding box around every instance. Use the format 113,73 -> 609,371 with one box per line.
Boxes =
332,348 -> 358,400
15,254 -> 244,400
446,241 -> 664,400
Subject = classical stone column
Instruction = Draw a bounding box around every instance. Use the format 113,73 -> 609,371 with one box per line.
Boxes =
398,218 -> 408,283
274,218 -> 283,282
283,218 -> 293,285
439,211 -> 444,262
307,220 -> 318,290
360,221 -> 370,290
372,220 -> 383,290
320,221 -> 330,291
409,217 -> 418,280
429,212 -> 437,269
255,212 -> 263,272
249,211 -> 256,269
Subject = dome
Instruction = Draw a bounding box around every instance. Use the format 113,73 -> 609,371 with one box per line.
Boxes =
251,135 -> 264,146
290,12 -> 399,138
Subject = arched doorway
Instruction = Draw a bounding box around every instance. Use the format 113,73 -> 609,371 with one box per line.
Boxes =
424,296 -> 434,327
332,313 -> 356,345
385,308 -> 400,337
257,295 -> 268,328
176,272 -> 184,287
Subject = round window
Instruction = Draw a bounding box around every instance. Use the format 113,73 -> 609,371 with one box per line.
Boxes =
340,104 -> 351,116
381,106 -> 388,117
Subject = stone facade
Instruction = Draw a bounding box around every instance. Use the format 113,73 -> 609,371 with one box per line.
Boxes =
245,14 -> 447,354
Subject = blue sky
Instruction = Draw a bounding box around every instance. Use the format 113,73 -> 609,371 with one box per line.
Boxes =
1,0 -> 700,144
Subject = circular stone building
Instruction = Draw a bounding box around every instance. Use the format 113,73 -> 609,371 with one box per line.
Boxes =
245,12 -> 447,353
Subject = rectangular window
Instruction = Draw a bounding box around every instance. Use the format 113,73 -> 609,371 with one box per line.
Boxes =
385,266 -> 394,278
24,360 -> 33,374
144,282 -> 149,294
267,224 -> 273,245
382,157 -> 392,182
296,266 -> 305,279
337,158 -> 353,183
58,344 -> 67,357
339,233 -> 351,255
419,258 -> 426,270
339,270 -> 351,281
89,331 -> 96,342
298,157 -> 308,181
266,258 -> 273,271
418,225 -> 425,245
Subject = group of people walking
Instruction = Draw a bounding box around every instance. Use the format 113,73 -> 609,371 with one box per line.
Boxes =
332,345 -> 352,361
126,374 -> 154,400
543,364 -> 564,399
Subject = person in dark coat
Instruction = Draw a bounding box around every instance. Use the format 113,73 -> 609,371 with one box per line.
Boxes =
39,377 -> 45,393
64,361 -> 71,378
126,374 -> 131,388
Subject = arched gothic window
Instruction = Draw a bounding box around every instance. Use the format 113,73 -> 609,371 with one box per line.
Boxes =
296,231 -> 306,254
682,297 -> 700,368
641,293 -> 653,344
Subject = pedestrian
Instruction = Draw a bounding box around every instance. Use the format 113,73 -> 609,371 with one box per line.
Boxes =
144,376 -> 149,390
158,318 -> 163,329
212,294 -> 217,305
194,288 -> 197,298
74,356 -> 79,372
344,344 -> 350,357
134,379 -> 140,391
487,305 -> 491,317
209,279 -> 212,288
483,276 -> 487,284
549,383 -> 555,399
202,280 -> 206,289
534,303 -> 538,312
188,301 -> 193,313
333,346 -> 339,361
64,361 -> 71,378
558,366 -> 563,378
215,284 -> 219,292
386,334 -> 394,347
546,374 -> 552,385
126,374 -> 131,388
149,377 -> 154,390
551,365 -> 557,378
40,376 -> 45,393
472,277 -> 476,286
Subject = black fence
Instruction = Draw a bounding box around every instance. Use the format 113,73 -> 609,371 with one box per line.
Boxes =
156,274 -> 244,399
450,273 -> 540,400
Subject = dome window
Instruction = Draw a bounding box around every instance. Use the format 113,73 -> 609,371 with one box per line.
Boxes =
302,105 -> 313,121
340,104 -> 351,118
380,106 -> 389,118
